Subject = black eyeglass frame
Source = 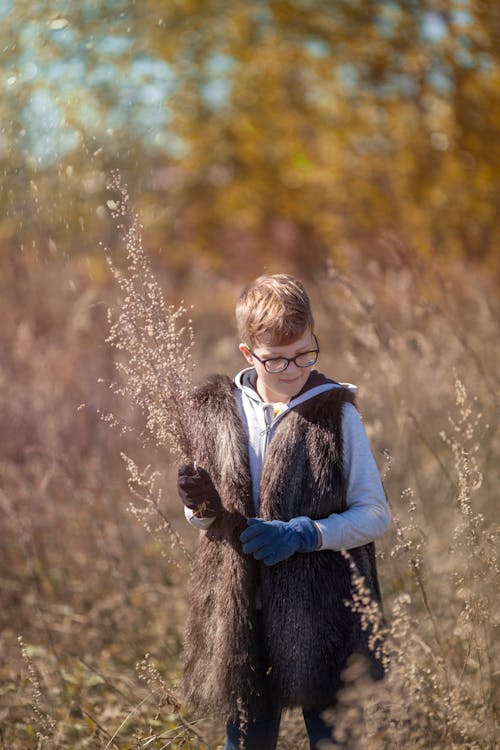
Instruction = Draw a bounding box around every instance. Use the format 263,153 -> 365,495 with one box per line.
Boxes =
245,334 -> 320,374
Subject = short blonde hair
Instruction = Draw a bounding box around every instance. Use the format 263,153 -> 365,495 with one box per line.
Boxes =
236,274 -> 314,346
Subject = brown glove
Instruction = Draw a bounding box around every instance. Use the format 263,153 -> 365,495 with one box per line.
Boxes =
177,464 -> 222,518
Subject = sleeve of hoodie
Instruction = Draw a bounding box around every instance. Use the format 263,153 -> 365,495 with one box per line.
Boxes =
183,504 -> 216,529
314,402 -> 391,550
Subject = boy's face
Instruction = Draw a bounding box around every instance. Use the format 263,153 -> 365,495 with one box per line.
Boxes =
239,328 -> 317,403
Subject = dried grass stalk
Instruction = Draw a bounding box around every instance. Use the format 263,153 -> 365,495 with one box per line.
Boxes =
104,171 -> 196,463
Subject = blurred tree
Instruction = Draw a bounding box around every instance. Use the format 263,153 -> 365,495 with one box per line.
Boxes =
144,0 -> 500,270
0,0 -> 172,264
0,0 -> 498,274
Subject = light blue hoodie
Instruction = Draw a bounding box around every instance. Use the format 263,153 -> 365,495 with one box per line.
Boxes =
185,368 -> 391,551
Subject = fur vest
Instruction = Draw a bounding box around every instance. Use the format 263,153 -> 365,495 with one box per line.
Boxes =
183,375 -> 383,719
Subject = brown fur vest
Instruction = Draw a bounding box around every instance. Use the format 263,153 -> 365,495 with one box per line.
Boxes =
183,375 -> 383,719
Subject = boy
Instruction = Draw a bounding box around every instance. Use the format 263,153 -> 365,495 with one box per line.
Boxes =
177,274 -> 391,750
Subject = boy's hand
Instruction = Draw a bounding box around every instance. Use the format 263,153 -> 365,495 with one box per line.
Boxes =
177,465 -> 223,518
240,516 -> 319,566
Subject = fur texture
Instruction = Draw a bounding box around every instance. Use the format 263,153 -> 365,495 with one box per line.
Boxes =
183,375 -> 383,719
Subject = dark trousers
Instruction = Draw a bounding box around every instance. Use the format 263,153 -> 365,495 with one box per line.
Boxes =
224,704 -> 337,750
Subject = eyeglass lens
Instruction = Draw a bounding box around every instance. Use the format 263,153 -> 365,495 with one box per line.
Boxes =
265,350 -> 318,373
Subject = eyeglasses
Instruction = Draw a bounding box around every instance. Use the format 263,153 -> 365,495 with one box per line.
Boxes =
245,334 -> 320,374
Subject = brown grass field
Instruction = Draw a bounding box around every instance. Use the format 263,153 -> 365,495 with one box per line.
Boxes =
0,238 -> 498,748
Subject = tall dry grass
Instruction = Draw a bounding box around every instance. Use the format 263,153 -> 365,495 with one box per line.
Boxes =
0,235 -> 498,748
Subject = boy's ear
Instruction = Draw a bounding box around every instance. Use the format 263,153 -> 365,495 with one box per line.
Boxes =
239,343 -> 253,363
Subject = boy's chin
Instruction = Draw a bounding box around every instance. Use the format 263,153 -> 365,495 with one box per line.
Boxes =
255,371 -> 310,403
273,374 -> 307,399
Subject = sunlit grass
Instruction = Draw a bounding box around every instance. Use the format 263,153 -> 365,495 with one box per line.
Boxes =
0,242 -> 498,748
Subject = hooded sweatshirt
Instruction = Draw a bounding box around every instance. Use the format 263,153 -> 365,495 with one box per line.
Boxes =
185,368 -> 391,551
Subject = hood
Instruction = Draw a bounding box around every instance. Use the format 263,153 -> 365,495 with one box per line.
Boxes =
234,367 -> 357,407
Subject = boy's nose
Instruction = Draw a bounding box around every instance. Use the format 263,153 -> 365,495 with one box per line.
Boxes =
284,360 -> 300,374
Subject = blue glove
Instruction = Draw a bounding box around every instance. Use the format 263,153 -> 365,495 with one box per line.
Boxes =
240,516 -> 319,566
